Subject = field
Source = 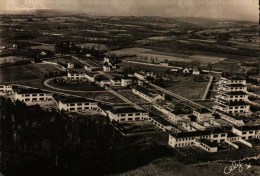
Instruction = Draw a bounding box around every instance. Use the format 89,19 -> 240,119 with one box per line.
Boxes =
0,56 -> 30,64
76,43 -> 107,50
0,63 -> 60,83
165,77 -> 208,100
69,91 -> 126,104
30,44 -> 55,51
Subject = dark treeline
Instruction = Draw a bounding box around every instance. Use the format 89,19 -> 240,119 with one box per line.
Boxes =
0,97 -> 171,176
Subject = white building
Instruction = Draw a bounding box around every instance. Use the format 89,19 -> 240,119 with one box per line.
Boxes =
213,76 -> 250,114
192,68 -> 201,75
141,70 -> 155,78
67,70 -> 95,82
110,77 -> 122,87
13,87 -> 52,103
53,96 -> 98,112
153,103 -> 190,123
132,86 -> 165,102
232,125 -> 260,140
121,77 -> 132,87
134,72 -> 147,80
168,129 -> 227,152
85,72 -> 96,82
107,107 -> 149,122
67,62 -> 75,69
0,84 -> 12,92
193,108 -> 214,122
67,70 -> 87,80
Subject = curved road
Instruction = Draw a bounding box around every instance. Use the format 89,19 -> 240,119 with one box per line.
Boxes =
43,77 -> 107,93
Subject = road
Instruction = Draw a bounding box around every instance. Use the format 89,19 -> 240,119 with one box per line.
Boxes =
106,88 -> 144,110
202,75 -> 214,100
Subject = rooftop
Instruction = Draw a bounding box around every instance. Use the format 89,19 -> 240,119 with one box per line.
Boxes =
200,139 -> 218,148
98,103 -> 114,111
221,76 -> 245,81
227,132 -> 239,138
95,75 -> 110,81
170,128 -> 226,138
221,91 -> 247,96
110,107 -> 147,114
195,108 -> 212,114
13,87 -> 49,94
54,95 -> 95,104
134,86 -> 160,98
226,101 -> 249,106
224,84 -> 246,88
235,125 -> 260,131
150,115 -> 173,126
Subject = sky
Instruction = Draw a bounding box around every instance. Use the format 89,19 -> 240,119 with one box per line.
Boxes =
0,0 -> 258,21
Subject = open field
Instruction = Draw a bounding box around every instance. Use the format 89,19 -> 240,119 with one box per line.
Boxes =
0,63 -> 60,83
47,80 -> 105,91
30,43 -> 55,51
0,56 -> 30,65
165,76 -> 208,100
76,43 -> 107,50
68,91 -> 126,104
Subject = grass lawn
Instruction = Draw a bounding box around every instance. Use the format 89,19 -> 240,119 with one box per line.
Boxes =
48,80 -> 105,91
70,91 -> 126,104
165,76 -> 208,99
0,63 -> 60,83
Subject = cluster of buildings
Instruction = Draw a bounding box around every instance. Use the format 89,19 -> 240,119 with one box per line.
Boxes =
170,67 -> 201,75
213,76 -> 251,115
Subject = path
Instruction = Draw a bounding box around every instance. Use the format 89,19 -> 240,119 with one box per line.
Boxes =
202,75 -> 213,100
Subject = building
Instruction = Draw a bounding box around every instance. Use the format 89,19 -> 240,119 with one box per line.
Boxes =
121,76 -> 133,87
0,84 -> 12,92
168,129 -> 227,152
169,110 -> 191,124
53,95 -> 98,112
153,103 -> 190,123
148,115 -> 179,132
107,107 -> 149,122
13,87 -> 52,103
103,62 -> 121,72
182,67 -> 191,74
232,125 -> 260,140
213,76 -> 250,115
134,72 -> 147,80
67,70 -> 87,80
132,86 -> 165,102
85,72 -> 96,82
67,62 -> 85,72
141,70 -> 155,78
192,68 -> 201,75
67,62 -> 75,69
193,108 -> 214,122
95,75 -> 111,87
110,76 -> 122,87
